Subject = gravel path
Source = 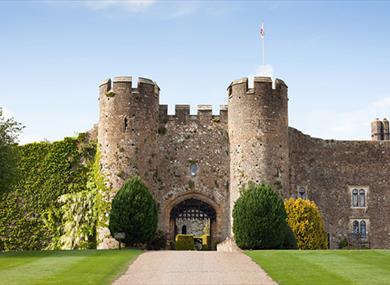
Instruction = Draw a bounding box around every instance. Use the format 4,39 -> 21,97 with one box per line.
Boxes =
112,251 -> 277,285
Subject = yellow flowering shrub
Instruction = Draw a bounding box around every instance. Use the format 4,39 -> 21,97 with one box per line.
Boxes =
284,198 -> 328,249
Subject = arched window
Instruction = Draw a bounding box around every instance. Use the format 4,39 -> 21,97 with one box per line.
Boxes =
353,220 -> 359,235
124,117 -> 128,132
360,221 -> 367,239
298,187 -> 306,199
190,163 -> 198,177
359,189 -> 366,207
182,225 -> 187,234
352,189 -> 358,207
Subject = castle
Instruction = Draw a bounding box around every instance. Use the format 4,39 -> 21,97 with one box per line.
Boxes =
96,76 -> 390,249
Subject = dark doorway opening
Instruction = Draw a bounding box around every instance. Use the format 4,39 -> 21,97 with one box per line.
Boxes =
170,198 -> 217,249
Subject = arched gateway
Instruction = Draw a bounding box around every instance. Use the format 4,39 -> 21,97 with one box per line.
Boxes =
97,76 -> 288,250
169,198 -> 217,247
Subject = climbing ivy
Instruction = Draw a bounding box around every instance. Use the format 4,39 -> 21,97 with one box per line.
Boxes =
49,190 -> 97,249
0,134 -> 97,250
43,147 -> 110,250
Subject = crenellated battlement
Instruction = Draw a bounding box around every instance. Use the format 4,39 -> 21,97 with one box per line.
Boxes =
371,118 -> 390,141
227,76 -> 287,97
159,104 -> 228,124
99,76 -> 160,96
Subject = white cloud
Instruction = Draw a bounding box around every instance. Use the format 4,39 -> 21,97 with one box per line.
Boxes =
255,64 -> 274,78
371,96 -> 390,110
83,0 -> 156,11
18,133 -> 46,145
166,1 -> 199,19
293,96 -> 390,140
248,64 -> 275,88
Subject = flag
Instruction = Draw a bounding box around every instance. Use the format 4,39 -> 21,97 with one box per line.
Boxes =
260,23 -> 265,39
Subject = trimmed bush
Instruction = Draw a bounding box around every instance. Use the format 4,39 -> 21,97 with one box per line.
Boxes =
109,176 -> 157,245
283,225 -> 298,249
284,198 -> 328,249
338,237 -> 349,249
175,234 -> 195,250
200,234 -> 211,250
147,230 -> 167,250
233,183 -> 287,249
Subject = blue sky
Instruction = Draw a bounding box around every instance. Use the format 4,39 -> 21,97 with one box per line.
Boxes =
1,0 -> 390,143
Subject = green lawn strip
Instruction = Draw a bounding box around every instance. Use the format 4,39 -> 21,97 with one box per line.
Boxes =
246,250 -> 351,285
247,250 -> 390,285
0,251 -> 89,285
35,249 -> 141,285
309,250 -> 390,285
0,249 -> 141,285
0,251 -> 49,271
287,250 -> 390,285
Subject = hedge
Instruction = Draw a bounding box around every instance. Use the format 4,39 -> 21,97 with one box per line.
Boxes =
200,234 -> 211,250
175,234 -> 195,250
0,134 -> 97,250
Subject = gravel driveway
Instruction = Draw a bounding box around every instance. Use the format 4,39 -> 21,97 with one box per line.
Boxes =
112,251 -> 277,285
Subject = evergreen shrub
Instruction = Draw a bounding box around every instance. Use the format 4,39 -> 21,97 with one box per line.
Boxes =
109,176 -> 157,245
147,230 -> 167,250
283,225 -> 298,249
233,183 -> 287,249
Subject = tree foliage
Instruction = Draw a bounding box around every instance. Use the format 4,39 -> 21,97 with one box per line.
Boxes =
233,183 -> 287,249
0,108 -> 23,193
109,176 -> 157,245
284,198 -> 328,249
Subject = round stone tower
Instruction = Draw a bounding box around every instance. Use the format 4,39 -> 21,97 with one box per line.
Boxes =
98,76 -> 160,194
227,77 -> 289,231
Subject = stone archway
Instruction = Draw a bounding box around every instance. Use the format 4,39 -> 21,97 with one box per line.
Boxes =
170,198 -> 216,238
165,193 -> 221,249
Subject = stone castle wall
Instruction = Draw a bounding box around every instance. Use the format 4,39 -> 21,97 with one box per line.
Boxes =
289,128 -> 390,248
157,104 -> 230,242
96,75 -> 390,249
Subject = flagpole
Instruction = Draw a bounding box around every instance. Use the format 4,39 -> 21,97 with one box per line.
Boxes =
262,35 -> 265,65
260,23 -> 265,66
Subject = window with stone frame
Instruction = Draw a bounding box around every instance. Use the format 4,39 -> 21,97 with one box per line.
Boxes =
190,163 -> 198,177
360,220 -> 367,239
297,186 -> 307,199
353,220 -> 359,234
351,219 -> 369,240
352,189 -> 358,207
349,186 -> 368,208
358,189 -> 366,207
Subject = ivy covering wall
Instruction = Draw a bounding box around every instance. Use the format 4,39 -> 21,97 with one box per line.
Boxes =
0,134 -> 103,250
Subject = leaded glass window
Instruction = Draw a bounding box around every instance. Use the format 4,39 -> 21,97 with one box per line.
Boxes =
360,221 -> 367,239
298,186 -> 307,199
353,220 -> 359,235
359,189 -> 366,207
190,164 -> 198,176
352,189 -> 358,207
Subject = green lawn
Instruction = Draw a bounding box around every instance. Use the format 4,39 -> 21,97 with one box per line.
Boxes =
246,250 -> 390,285
0,249 -> 141,285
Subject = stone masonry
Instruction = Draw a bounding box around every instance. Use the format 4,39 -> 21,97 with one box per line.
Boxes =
96,75 -> 390,249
